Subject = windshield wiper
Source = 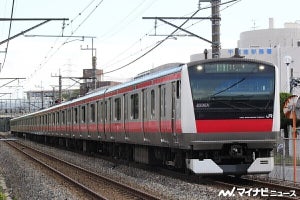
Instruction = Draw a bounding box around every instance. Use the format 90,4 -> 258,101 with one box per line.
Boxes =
210,77 -> 246,98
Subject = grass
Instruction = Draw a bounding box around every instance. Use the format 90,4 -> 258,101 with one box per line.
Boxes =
0,186 -> 6,200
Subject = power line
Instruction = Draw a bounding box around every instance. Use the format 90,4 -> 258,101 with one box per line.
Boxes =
1,0 -> 15,71
104,8 -> 202,74
99,0 -> 156,42
102,9 -> 203,69
104,0 -> 241,74
20,0 -> 105,88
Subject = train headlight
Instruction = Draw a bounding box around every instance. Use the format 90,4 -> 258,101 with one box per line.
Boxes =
258,65 -> 265,71
196,65 -> 203,71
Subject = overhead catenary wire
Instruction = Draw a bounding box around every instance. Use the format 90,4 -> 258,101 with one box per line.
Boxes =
22,0 -> 104,84
102,9 -> 200,69
103,8 -> 202,75
99,0 -> 157,42
1,0 -> 15,71
103,0 -> 240,75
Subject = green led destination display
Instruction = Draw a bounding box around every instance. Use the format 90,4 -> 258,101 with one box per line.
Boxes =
195,62 -> 268,73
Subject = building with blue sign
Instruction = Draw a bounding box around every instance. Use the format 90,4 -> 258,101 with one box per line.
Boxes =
191,18 -> 300,94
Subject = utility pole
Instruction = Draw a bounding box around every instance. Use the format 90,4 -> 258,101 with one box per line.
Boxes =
81,38 -> 97,90
52,72 -> 62,103
211,0 -> 221,58
145,0 -> 224,59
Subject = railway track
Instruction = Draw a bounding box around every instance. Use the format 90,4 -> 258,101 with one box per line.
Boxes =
4,139 -> 161,200
211,176 -> 299,199
2,133 -> 299,199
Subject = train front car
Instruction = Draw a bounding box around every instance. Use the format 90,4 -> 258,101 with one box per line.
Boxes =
181,58 -> 280,175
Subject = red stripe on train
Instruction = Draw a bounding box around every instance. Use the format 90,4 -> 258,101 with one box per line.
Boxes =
195,119 -> 273,133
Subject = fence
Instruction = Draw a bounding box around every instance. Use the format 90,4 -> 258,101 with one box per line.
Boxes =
269,128 -> 300,184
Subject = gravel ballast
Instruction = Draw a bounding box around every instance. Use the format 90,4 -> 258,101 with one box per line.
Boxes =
0,133 -> 250,199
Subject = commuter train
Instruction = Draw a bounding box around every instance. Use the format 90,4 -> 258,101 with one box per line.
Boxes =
10,57 -> 280,175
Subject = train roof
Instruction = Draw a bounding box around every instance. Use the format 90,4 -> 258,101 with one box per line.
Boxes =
187,57 -> 276,67
12,63 -> 183,120
12,57 -> 277,121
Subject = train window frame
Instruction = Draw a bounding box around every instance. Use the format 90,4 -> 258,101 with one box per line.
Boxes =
74,107 -> 78,124
143,89 -> 147,120
56,111 -> 60,125
52,113 -> 55,125
105,100 -> 108,121
97,101 -> 103,123
176,80 -> 181,99
61,110 -> 66,125
67,109 -> 71,124
150,89 -> 155,118
124,94 -> 128,120
104,99 -> 112,122
160,86 -> 166,118
114,97 -> 121,121
81,105 -> 86,123
90,103 -> 96,123
130,93 -> 139,120
48,114 -> 51,125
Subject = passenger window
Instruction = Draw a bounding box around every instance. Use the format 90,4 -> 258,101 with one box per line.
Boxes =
56,112 -> 60,124
81,106 -> 86,123
176,80 -> 181,99
90,104 -> 96,122
114,98 -> 121,121
130,93 -> 139,119
67,110 -> 71,124
161,87 -> 166,117
150,90 -> 155,118
61,111 -> 65,125
74,108 -> 78,124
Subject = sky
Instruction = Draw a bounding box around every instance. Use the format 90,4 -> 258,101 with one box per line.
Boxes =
0,0 -> 299,99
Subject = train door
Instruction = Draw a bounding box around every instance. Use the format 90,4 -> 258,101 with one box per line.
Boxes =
160,84 -> 173,144
172,81 -> 180,144
104,98 -> 112,140
66,108 -> 72,138
73,106 -> 79,138
159,85 -> 166,143
96,100 -> 103,139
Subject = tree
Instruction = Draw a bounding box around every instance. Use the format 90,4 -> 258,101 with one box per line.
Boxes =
280,93 -> 292,131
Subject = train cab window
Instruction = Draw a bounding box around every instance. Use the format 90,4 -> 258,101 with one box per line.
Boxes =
114,98 -> 121,121
74,107 -> 78,124
150,90 -> 155,118
90,103 -> 96,123
130,93 -> 139,119
81,106 -> 86,123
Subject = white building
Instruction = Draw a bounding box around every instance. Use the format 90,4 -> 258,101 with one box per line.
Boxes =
191,18 -> 300,94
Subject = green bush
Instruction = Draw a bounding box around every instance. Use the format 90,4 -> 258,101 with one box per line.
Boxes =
0,193 -> 6,200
